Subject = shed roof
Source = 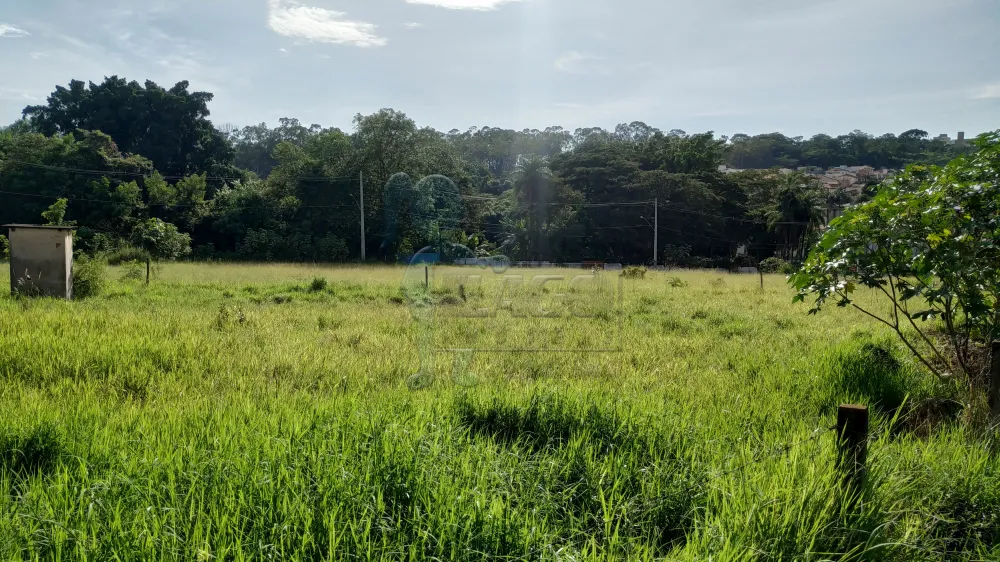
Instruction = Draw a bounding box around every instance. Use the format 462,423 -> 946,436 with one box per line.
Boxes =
3,224 -> 77,231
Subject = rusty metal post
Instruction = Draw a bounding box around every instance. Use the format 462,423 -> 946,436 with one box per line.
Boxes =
836,404 -> 868,490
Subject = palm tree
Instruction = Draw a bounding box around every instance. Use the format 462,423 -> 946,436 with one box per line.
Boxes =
765,174 -> 826,259
512,155 -> 553,260
825,187 -> 854,223
498,216 -> 531,260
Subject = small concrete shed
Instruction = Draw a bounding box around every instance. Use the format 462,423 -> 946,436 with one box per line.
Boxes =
3,224 -> 75,299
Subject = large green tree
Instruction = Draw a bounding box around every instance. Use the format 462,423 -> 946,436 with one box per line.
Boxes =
227,118 -> 325,178
23,77 -> 238,180
0,128 -> 151,234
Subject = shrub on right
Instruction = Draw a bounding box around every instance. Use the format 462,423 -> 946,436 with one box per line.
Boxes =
792,131 -> 1000,415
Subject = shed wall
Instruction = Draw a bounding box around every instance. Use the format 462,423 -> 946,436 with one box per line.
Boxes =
8,228 -> 73,299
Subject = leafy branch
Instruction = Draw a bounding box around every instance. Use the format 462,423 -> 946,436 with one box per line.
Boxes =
792,132 -> 1000,395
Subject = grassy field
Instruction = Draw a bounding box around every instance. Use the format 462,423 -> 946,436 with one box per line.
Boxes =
0,263 -> 997,561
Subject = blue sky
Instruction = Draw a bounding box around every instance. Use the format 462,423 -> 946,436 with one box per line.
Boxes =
1,0 -> 998,138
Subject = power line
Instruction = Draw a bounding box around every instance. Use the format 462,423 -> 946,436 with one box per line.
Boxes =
658,202 -> 813,226
5,158 -> 807,222
657,225 -> 790,247
0,189 -> 136,205
392,185 -> 655,208
2,188 -> 796,248
0,189 -> 359,210
3,159 -> 819,225
2,159 -> 818,255
0,158 -> 358,183
2,183 -> 810,228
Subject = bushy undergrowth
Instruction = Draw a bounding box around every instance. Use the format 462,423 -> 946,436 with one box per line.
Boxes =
759,256 -> 794,274
71,255 -> 107,298
103,245 -> 150,266
0,422 -> 65,478
119,259 -> 146,282
831,340 -> 918,413
309,276 -> 328,292
622,265 -> 648,279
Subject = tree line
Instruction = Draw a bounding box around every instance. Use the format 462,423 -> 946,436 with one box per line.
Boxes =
724,129 -> 965,170
0,76 -> 975,266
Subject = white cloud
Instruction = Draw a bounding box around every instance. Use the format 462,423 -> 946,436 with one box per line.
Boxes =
970,82 -> 1000,100
405,0 -> 523,10
0,23 -> 30,38
404,22 -> 424,29
0,87 -> 42,102
267,0 -> 387,48
29,52 -> 49,60
158,54 -> 203,73
554,51 -> 608,74
53,32 -> 98,52
279,47 -> 288,53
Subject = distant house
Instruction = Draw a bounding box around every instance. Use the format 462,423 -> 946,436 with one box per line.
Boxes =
728,162 -> 893,195
819,168 -> 867,195
820,177 -> 842,191
856,166 -> 891,184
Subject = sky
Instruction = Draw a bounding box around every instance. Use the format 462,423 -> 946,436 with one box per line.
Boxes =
1,0 -> 998,138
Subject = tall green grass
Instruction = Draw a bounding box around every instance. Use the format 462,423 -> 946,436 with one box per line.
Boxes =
0,264 -> 996,561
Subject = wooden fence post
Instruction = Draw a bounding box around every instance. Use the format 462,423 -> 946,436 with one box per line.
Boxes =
990,341 -> 1000,418
425,266 -> 429,290
836,404 -> 868,489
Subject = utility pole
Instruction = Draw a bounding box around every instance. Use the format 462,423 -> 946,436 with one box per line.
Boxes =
653,198 -> 658,267
359,171 -> 366,262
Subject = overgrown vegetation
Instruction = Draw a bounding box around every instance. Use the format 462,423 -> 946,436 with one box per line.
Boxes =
0,264 -> 995,561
